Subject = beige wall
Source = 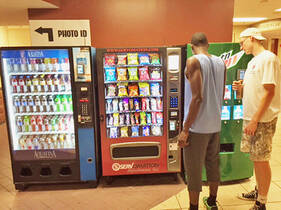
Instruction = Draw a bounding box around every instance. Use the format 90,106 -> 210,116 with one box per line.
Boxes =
0,26 -> 31,47
232,25 -> 248,43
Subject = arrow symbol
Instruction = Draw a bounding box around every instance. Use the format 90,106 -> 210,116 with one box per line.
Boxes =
35,27 -> 54,42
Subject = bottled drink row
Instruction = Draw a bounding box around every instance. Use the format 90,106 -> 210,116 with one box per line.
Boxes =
104,66 -> 162,82
13,95 -> 73,113
107,112 -> 163,128
11,74 -> 71,93
16,115 -> 74,133
108,125 -> 162,138
105,82 -> 162,98
5,57 -> 70,73
104,53 -> 161,66
106,97 -> 163,113
18,133 -> 75,150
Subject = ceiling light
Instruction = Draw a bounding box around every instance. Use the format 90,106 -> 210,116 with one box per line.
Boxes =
274,8 -> 281,12
233,17 -> 267,23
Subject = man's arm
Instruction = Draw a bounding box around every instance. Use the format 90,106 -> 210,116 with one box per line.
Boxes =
178,56 -> 203,147
244,84 -> 275,136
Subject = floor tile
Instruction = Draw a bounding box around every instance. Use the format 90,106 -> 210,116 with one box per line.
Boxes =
150,196 -> 180,210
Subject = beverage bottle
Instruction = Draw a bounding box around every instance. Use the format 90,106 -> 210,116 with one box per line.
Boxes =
11,76 -> 19,93
19,136 -> 27,150
47,95 -> 55,112
18,76 -> 26,93
52,134 -> 58,148
58,134 -> 65,148
46,75 -> 54,92
61,95 -> 68,112
39,58 -> 46,72
44,117 -> 51,131
40,75 -> 48,92
20,96 -> 28,113
59,75 -> 66,92
13,58 -> 20,72
64,116 -> 68,131
51,58 -> 59,72
28,58 -> 36,72
7,58 -> 14,72
26,136 -> 33,150
30,115 -> 38,132
64,58 -> 70,71
16,116 -> 23,132
24,116 -> 30,132
14,96 -> 20,113
34,95 -> 42,112
32,75 -> 39,92
46,135 -> 54,149
54,95 -> 61,112
64,75 -> 71,91
27,96 -> 34,112
53,75 -> 60,92
71,134 -> 75,147
26,76 -> 32,93
34,59 -> 40,72
39,136 -> 47,149
44,58 -> 52,72
36,116 -> 44,131
33,135 -> 40,150
41,95 -> 48,112
51,116 -> 58,131
68,95 -> 73,112
20,57 -> 27,72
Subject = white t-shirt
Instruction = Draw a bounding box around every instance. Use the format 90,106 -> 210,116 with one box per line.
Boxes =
243,50 -> 281,122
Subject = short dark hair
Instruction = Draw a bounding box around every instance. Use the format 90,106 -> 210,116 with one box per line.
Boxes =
191,32 -> 208,46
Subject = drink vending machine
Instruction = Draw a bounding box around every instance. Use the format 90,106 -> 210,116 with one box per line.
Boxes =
185,43 -> 253,182
0,46 -> 100,190
96,47 -> 186,178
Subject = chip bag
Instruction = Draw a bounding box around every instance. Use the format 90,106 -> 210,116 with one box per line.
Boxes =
110,127 -> 118,138
139,66 -> 150,80
131,126 -> 139,137
107,84 -> 117,97
140,112 -> 147,125
127,53 -> 138,65
120,126 -> 128,137
117,54 -> 127,65
105,67 -> 116,82
128,84 -> 139,97
139,53 -> 150,65
150,67 -> 161,80
142,126 -> 150,136
149,53 -> 161,65
152,125 -> 162,136
150,83 -> 161,96
139,82 -> 150,96
128,67 -> 139,80
117,67 -> 127,81
118,83 -> 128,96
104,54 -> 116,66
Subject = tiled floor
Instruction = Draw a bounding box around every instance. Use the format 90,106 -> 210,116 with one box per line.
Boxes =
0,115 -> 281,210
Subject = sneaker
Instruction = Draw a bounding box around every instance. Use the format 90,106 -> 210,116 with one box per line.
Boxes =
203,196 -> 218,210
238,188 -> 258,201
249,201 -> 266,210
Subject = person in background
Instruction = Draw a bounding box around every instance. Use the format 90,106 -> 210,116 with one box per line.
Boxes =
233,27 -> 281,210
178,32 -> 226,210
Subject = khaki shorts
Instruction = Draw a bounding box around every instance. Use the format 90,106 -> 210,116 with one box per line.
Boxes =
240,118 -> 277,161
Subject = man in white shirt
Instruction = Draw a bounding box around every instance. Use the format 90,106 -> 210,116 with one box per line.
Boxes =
233,28 -> 281,210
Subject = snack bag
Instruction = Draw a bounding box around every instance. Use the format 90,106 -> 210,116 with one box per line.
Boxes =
139,66 -> 150,80
120,127 -> 128,137
139,82 -> 150,96
129,98 -> 134,110
142,126 -> 150,136
107,84 -> 117,97
135,112 -> 140,125
131,126 -> 139,137
130,113 -> 135,125
128,67 -> 139,80
150,67 -> 161,80
140,112 -> 147,125
145,98 -> 150,110
141,98 -> 147,111
128,84 -> 139,97
134,98 -> 140,111
149,53 -> 161,65
106,99 -> 113,112
123,98 -> 129,111
156,98 -> 162,110
117,54 -> 127,65
156,112 -> 163,124
152,125 -> 162,136
119,114 -> 125,126
110,127 -> 118,138
119,100 -> 124,112
146,113 -> 152,124
107,115 -> 114,126
150,83 -> 161,96
125,113 -> 130,125
139,53 -> 150,65
118,83 -> 128,96
117,67 -> 127,81
127,53 -> 138,65
112,99 -> 119,112
105,67 -> 117,82
113,113 -> 119,126
151,112 -> 157,124
150,98 -> 157,110
104,54 -> 116,66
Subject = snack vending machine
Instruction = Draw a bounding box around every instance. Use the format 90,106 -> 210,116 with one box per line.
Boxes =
96,47 -> 185,177
186,43 -> 253,182
0,46 -> 99,190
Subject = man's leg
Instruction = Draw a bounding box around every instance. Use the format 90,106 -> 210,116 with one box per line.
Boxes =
254,161 -> 271,203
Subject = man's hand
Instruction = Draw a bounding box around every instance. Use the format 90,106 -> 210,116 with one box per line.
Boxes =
178,130 -> 190,148
244,120 -> 258,136
232,80 -> 243,91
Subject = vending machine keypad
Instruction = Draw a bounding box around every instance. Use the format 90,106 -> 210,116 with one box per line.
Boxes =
170,96 -> 178,108
76,84 -> 93,125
